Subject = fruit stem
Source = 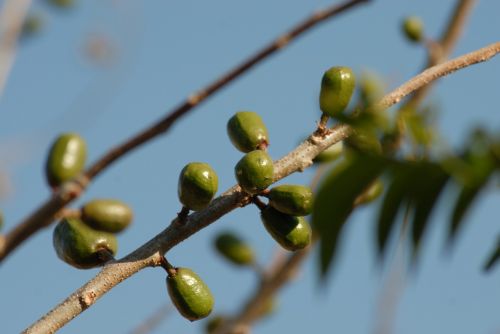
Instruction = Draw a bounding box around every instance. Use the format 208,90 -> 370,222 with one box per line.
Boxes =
177,206 -> 190,224
160,256 -> 177,277
257,140 -> 269,151
96,248 -> 115,263
314,114 -> 331,137
251,196 -> 268,211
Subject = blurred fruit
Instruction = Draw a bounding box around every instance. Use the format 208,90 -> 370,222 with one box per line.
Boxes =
81,199 -> 133,233
214,232 -> 255,266
45,133 -> 87,188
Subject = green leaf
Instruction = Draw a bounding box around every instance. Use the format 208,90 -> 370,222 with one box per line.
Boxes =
447,145 -> 495,247
483,237 -> 500,272
376,164 -> 416,258
410,164 -> 449,261
313,154 -> 387,279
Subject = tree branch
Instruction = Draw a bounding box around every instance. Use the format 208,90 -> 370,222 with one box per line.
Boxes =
377,41 -> 500,109
0,0 -> 32,99
0,0 -> 370,263
22,42 -> 500,333
406,0 -> 476,107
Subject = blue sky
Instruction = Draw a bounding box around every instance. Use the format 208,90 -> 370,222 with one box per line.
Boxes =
0,1 -> 499,333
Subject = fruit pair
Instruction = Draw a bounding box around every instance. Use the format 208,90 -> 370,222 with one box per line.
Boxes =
53,199 -> 133,269
259,184 -> 313,252
227,111 -> 274,195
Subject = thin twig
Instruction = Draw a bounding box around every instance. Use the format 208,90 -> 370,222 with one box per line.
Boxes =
128,304 -> 171,334
0,0 -> 370,263
0,0 -> 32,99
22,44 -> 500,333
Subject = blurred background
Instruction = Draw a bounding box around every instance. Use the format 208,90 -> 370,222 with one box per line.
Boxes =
0,0 -> 499,333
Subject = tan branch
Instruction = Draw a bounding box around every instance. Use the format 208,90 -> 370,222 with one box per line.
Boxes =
0,0 -> 32,98
0,0 -> 369,263
377,42 -> 500,109
22,42 -> 500,333
407,0 -> 476,107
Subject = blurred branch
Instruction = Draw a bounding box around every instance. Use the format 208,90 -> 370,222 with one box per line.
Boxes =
0,0 -> 370,263
218,247 -> 312,334
128,304 -> 171,334
22,43 -> 500,333
0,0 -> 32,99
406,0 -> 476,108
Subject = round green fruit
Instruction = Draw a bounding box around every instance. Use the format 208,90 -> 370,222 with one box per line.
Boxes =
235,150 -> 274,195
214,232 -> 255,266
260,207 -> 311,251
45,132 -> 87,188
402,16 -> 423,42
227,111 -> 269,153
167,267 -> 214,321
53,218 -> 117,269
81,199 -> 133,233
319,66 -> 356,117
178,162 -> 218,211
314,141 -> 343,163
267,184 -> 313,216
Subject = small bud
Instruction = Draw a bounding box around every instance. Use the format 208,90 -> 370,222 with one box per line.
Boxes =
402,16 -> 424,43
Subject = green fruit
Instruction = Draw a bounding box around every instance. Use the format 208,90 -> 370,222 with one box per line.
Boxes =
167,267 -> 214,321
346,132 -> 382,155
260,207 -> 311,251
227,111 -> 269,152
235,150 -> 274,195
45,132 -> 87,187
214,232 -> 255,266
81,199 -> 133,233
319,66 -> 356,117
402,16 -> 423,42
178,162 -> 218,211
53,218 -> 117,269
314,141 -> 344,163
22,14 -> 43,37
268,184 -> 313,216
205,315 -> 227,333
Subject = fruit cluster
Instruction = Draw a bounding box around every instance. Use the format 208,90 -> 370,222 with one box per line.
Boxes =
52,198 -> 133,269
45,133 -> 133,268
47,65 -> 358,323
